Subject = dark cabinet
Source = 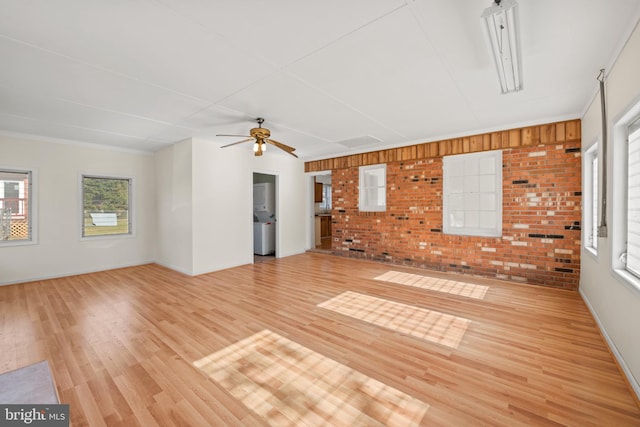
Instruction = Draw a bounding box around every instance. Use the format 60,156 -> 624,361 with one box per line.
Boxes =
320,216 -> 331,238
314,182 -> 323,203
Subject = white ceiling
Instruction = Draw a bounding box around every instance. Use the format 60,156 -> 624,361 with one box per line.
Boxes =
1,1 -> 639,160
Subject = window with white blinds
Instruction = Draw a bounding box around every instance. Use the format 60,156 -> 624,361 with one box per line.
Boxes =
625,116 -> 640,277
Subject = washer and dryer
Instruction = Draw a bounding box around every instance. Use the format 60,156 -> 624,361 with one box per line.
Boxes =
253,220 -> 275,255
253,183 -> 275,255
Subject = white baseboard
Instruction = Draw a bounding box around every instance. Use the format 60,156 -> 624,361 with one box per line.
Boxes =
579,288 -> 640,401
0,260 -> 154,286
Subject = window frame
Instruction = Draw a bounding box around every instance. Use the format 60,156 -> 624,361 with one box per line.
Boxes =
359,164 -> 387,212
81,174 -> 133,239
584,143 -> 599,254
0,167 -> 37,247
442,150 -> 502,237
612,103 -> 640,295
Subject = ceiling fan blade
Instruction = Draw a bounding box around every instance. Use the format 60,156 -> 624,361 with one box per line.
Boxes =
266,138 -> 296,152
220,138 -> 254,148
216,134 -> 251,138
266,139 -> 298,158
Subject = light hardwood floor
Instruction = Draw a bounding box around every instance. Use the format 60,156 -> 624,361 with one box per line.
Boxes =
1,253 -> 639,426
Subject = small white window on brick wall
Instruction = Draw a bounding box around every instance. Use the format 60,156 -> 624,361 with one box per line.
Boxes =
443,150 -> 502,237
359,164 -> 386,212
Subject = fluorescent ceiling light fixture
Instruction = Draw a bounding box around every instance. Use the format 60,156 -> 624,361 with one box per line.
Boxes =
482,0 -> 523,94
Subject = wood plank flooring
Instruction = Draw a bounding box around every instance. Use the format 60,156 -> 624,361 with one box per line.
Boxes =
1,253 -> 639,426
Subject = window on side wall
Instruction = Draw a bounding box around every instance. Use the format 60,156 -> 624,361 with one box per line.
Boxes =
0,169 -> 34,245
443,150 -> 502,237
359,164 -> 386,212
584,144 -> 599,253
624,116 -> 640,278
82,175 -> 132,238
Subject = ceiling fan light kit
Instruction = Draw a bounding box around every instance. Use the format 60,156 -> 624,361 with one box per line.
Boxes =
218,118 -> 297,158
253,139 -> 266,155
482,0 -> 523,94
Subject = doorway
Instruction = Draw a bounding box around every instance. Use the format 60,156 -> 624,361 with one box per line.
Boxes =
309,171 -> 332,252
253,172 -> 277,263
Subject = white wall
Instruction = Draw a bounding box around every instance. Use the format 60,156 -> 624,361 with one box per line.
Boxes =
155,140 -> 193,275
155,138 -> 308,276
191,138 -> 307,274
0,133 -> 308,283
581,21 -> 640,398
253,148 -> 308,259
191,138 -> 253,274
0,134 -> 155,285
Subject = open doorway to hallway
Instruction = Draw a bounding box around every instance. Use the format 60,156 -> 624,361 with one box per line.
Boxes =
253,173 -> 277,263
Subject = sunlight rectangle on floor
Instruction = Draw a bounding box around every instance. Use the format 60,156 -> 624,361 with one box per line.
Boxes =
318,291 -> 470,349
374,270 -> 489,299
194,329 -> 429,427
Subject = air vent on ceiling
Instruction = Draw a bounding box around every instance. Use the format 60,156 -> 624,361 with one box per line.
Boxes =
335,135 -> 383,148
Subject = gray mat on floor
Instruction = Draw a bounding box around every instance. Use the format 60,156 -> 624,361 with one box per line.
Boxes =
0,361 -> 59,404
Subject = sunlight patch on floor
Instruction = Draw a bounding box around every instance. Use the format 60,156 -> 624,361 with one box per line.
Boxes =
194,329 -> 429,426
374,270 -> 489,299
318,291 -> 470,349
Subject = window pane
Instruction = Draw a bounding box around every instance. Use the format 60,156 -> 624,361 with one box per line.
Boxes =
627,127 -> 640,275
364,168 -> 384,187
366,188 -> 379,205
449,176 -> 464,193
591,153 -> 598,250
450,211 -> 464,228
83,176 -> 131,237
479,211 -> 497,229
320,184 -> 332,210
0,170 -> 31,241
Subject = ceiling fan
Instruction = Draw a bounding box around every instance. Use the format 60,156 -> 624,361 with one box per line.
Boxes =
217,118 -> 298,158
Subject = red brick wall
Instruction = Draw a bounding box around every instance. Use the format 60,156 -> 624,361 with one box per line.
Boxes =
326,126 -> 582,290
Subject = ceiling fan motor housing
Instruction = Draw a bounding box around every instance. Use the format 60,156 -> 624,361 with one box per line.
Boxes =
250,127 -> 270,138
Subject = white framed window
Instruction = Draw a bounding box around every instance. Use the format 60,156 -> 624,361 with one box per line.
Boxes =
584,143 -> 599,253
443,150 -> 502,237
82,175 -> 132,238
0,168 -> 36,246
359,164 -> 386,212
